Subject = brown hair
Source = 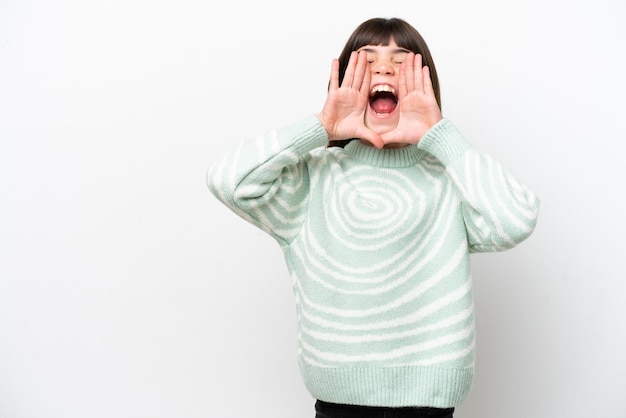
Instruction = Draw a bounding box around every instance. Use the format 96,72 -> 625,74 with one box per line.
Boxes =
329,17 -> 441,147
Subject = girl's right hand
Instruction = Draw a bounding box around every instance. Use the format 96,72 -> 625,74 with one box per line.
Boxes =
317,51 -> 384,148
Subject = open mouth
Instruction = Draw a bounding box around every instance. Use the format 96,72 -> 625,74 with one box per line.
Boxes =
369,84 -> 397,116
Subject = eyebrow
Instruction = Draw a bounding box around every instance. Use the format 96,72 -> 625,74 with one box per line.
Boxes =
359,47 -> 411,54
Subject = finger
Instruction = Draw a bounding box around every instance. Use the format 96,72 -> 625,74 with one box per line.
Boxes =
414,54 -> 424,93
342,51 -> 358,88
359,53 -> 372,96
422,65 -> 435,98
328,58 -> 340,91
404,52 -> 415,92
352,50 -> 368,90
398,60 -> 408,97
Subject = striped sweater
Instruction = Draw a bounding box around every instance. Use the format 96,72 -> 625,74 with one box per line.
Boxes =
206,115 -> 539,408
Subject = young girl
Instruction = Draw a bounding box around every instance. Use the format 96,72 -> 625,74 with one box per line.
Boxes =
207,17 -> 539,418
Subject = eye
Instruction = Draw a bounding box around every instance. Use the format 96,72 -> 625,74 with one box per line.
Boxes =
394,53 -> 409,65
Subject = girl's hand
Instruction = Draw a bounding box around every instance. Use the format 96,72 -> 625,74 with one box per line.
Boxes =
318,51 -> 384,148
380,53 -> 442,146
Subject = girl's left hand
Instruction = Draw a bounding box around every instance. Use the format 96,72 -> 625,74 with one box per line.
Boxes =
380,53 -> 443,146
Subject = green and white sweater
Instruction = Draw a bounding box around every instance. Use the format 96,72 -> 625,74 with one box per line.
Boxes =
207,115 -> 539,408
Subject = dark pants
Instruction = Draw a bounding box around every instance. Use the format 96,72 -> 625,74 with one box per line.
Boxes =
315,400 -> 455,418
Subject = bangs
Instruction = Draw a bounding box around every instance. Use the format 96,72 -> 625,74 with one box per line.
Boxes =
351,27 -> 395,49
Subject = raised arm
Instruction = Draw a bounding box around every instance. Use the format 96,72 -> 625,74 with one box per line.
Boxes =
418,120 -> 540,252
207,115 -> 327,243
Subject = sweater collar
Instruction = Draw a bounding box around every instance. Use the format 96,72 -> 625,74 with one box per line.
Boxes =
343,140 -> 426,168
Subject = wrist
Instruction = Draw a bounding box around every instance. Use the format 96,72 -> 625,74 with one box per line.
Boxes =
316,113 -> 337,141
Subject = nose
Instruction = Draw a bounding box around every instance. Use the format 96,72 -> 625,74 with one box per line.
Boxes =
371,61 -> 394,76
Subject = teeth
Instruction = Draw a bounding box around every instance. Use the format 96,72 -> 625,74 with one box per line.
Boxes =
370,85 -> 396,96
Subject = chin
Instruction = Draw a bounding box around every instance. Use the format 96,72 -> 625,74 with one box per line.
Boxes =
365,113 -> 399,135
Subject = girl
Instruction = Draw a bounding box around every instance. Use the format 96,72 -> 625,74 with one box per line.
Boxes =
207,17 -> 539,418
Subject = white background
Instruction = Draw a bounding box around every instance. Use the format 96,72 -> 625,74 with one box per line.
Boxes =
1,0 -> 625,417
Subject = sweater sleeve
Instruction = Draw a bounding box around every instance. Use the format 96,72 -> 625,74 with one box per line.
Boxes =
206,114 -> 328,244
417,119 -> 540,253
